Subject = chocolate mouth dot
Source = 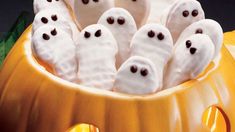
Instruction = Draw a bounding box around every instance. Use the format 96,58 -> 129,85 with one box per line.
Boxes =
41,17 -> 48,24
95,29 -> 102,37
140,68 -> 148,77
130,65 -> 138,73
182,10 -> 189,17
186,40 -> 192,48
132,0 -> 137,1
107,16 -> 115,24
47,0 -> 52,2
42,33 -> 50,40
195,28 -> 203,34
51,28 -> 57,36
93,0 -> 99,2
147,30 -> 155,38
117,17 -> 125,25
51,15 -> 58,21
190,47 -> 197,55
82,0 -> 89,4
157,32 -> 164,40
84,31 -> 91,38
192,10 -> 199,17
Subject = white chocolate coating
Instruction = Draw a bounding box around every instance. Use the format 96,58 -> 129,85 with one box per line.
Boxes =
176,19 -> 223,59
32,9 -> 80,43
130,23 -> 173,89
164,34 -> 215,89
115,0 -> 151,28
74,0 -> 114,29
98,8 -> 137,68
77,24 -> 118,90
32,25 -> 78,82
161,0 -> 205,43
114,56 -> 160,95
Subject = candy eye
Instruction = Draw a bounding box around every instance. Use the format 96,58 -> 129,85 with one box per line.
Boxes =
147,30 -> 155,38
157,32 -> 164,40
84,31 -> 91,38
51,28 -> 57,36
140,68 -> 148,77
82,0 -> 89,4
55,0 -> 59,1
186,40 -> 192,48
192,10 -> 199,17
42,33 -> 50,40
195,28 -> 203,34
107,16 -> 115,24
93,0 -> 99,2
51,15 -> 58,21
130,65 -> 138,73
117,17 -> 125,25
182,10 -> 189,17
47,0 -> 52,2
95,29 -> 102,37
41,17 -> 48,24
190,47 -> 197,55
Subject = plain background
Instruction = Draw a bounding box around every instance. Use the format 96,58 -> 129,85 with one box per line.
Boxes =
0,0 -> 235,33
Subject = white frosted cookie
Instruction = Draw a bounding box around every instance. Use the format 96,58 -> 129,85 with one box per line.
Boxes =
130,23 -> 173,89
32,9 -> 80,43
115,0 -> 151,28
74,0 -> 114,28
114,56 -> 160,95
77,24 -> 118,90
98,8 -> 137,68
161,0 -> 205,43
32,25 -> 78,82
164,34 -> 215,88
176,19 -> 223,59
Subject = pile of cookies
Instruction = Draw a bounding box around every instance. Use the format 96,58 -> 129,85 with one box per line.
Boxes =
31,0 -> 223,95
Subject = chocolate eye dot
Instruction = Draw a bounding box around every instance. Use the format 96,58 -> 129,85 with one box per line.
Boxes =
192,10 -> 199,17
157,32 -> 165,40
82,0 -> 89,4
130,65 -> 138,73
132,0 -> 137,1
195,28 -> 203,34
140,68 -> 148,77
41,17 -> 48,24
84,31 -> 91,38
190,47 -> 197,55
95,29 -> 102,37
51,28 -> 57,36
107,16 -> 114,24
117,17 -> 125,25
55,0 -> 59,1
147,30 -> 155,38
51,15 -> 58,21
47,0 -> 52,2
182,10 -> 189,17
186,40 -> 192,48
42,33 -> 50,40
93,0 -> 99,2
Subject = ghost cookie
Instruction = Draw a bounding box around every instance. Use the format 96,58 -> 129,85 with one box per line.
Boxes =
98,8 -> 137,68
161,0 -> 205,43
77,24 -> 118,90
32,9 -> 80,42
130,23 -> 173,89
74,0 -> 114,28
176,19 -> 223,59
114,56 -> 160,95
115,0 -> 151,28
32,25 -> 78,82
163,34 -> 215,88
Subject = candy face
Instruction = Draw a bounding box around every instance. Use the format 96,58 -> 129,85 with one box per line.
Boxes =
163,34 -> 215,89
32,25 -> 78,82
161,0 -> 205,43
115,0 -> 151,28
114,56 -> 160,95
176,19 -> 223,59
74,0 -> 114,28
33,9 -> 80,42
130,23 -> 173,89
98,8 -> 137,68
77,24 -> 118,90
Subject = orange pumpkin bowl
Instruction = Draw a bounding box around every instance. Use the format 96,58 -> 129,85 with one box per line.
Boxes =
0,26 -> 235,132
